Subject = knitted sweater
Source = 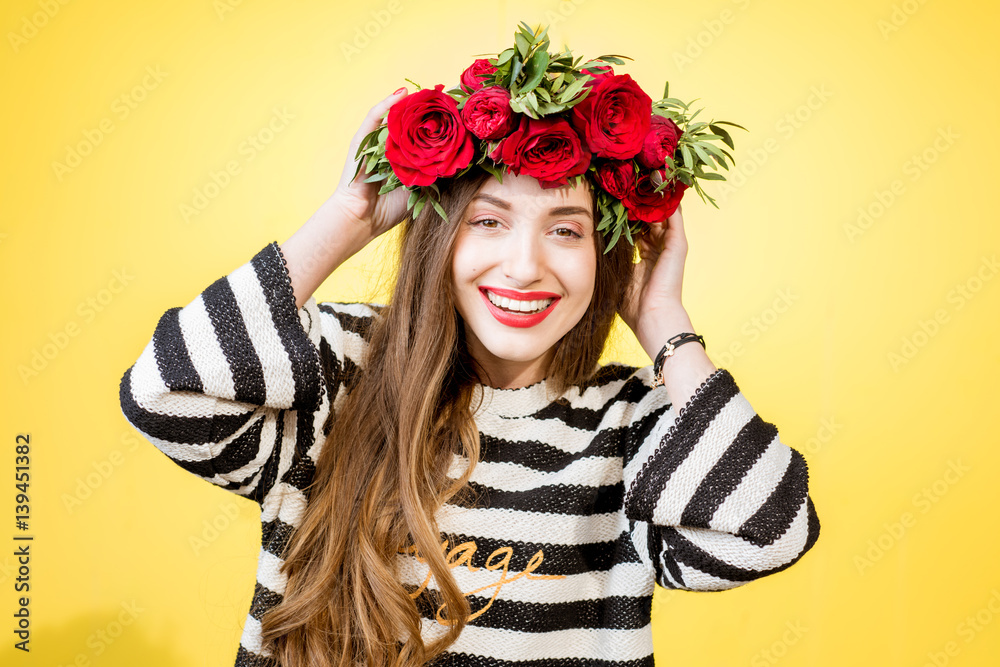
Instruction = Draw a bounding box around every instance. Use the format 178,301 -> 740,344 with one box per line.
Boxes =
118,241 -> 820,667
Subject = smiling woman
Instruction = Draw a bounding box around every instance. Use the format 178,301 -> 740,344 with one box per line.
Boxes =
118,23 -> 820,667
452,174 -> 601,389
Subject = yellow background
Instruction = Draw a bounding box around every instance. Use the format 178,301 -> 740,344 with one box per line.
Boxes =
3,0 -> 999,665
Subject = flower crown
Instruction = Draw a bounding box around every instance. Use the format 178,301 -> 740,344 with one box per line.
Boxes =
355,22 -> 745,251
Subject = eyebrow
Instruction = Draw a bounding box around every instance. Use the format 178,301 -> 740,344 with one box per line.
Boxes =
472,194 -> 592,218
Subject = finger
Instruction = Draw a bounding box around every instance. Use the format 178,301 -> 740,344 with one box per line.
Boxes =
666,204 -> 684,231
360,87 -> 407,136
664,206 -> 687,246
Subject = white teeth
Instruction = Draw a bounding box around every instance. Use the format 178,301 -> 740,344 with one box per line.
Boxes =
485,290 -> 553,314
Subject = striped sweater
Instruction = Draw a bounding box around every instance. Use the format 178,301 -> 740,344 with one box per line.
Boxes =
118,241 -> 820,666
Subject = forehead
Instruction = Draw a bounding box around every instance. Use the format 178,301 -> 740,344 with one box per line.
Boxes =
474,172 -> 593,216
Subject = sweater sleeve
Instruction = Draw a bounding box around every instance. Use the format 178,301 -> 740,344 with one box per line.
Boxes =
117,241 -> 348,504
622,367 -> 820,591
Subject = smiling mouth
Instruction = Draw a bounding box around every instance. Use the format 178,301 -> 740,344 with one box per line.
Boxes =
483,289 -> 555,314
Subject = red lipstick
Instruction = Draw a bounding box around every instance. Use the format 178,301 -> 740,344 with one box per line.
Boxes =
479,287 -> 560,328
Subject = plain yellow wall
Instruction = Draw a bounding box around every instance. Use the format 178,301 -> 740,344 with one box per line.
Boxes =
3,0 -> 999,665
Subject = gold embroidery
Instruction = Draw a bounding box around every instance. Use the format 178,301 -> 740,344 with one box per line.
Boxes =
399,538 -> 567,625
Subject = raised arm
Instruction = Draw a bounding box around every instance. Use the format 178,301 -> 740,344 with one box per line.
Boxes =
622,368 -> 820,591
118,89 -> 411,502
281,88 -> 410,309
117,241 -> 330,502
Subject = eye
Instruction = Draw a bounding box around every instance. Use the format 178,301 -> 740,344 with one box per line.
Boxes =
469,217 -> 501,229
553,226 -> 583,239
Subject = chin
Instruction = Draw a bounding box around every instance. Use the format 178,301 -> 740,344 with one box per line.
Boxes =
478,337 -> 552,365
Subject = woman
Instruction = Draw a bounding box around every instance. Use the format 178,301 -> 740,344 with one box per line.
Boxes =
119,46 -> 820,667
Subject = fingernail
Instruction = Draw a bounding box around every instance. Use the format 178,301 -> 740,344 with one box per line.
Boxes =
393,87 -> 406,95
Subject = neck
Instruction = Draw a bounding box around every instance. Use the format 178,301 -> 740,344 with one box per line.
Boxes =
469,346 -> 554,390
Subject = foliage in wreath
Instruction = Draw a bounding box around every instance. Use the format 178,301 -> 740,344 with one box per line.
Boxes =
355,22 -> 745,251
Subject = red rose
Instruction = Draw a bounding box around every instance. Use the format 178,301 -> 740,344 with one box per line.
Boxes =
624,170 -> 687,223
638,115 -> 682,169
461,86 -> 518,141
592,160 -> 635,200
460,58 -> 498,93
490,116 -> 591,188
385,84 -> 474,187
570,74 -> 652,160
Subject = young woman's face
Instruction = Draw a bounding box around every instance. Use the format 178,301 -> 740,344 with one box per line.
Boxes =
451,172 -> 597,388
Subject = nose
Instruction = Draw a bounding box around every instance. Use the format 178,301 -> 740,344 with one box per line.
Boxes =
501,229 -> 545,287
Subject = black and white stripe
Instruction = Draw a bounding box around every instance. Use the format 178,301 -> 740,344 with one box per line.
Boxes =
119,241 -> 821,667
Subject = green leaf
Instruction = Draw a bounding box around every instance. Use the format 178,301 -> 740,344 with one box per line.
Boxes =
535,87 -> 551,102
651,108 -> 679,121
656,97 -> 690,109
520,49 -> 550,93
607,223 -> 623,253
525,91 -> 541,117
680,144 -> 694,169
699,146 -> 730,170
708,124 -> 735,150
695,172 -> 726,181
558,75 -> 589,103
430,196 -> 448,222
496,48 -> 515,65
412,197 -> 426,219
510,57 -> 523,94
535,25 -> 550,52
481,161 -> 504,183
354,127 -> 382,158
662,81 -> 669,100
594,54 -> 630,64
596,198 -> 615,231
515,31 -> 530,59
535,100 -> 564,115
692,143 -> 712,165
578,58 -> 612,71
712,120 -> 748,131
699,141 -> 729,160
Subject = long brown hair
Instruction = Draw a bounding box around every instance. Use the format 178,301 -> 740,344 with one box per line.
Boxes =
260,169 -> 635,666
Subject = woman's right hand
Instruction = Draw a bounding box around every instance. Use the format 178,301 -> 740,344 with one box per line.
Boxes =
328,88 -> 411,240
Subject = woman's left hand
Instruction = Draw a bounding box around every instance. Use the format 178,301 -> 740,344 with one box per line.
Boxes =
618,203 -> 690,341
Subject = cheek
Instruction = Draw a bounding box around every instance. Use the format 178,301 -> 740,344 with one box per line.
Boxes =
576,259 -> 598,302
451,239 -> 484,284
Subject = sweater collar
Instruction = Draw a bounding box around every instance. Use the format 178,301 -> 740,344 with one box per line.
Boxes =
472,377 -> 561,418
